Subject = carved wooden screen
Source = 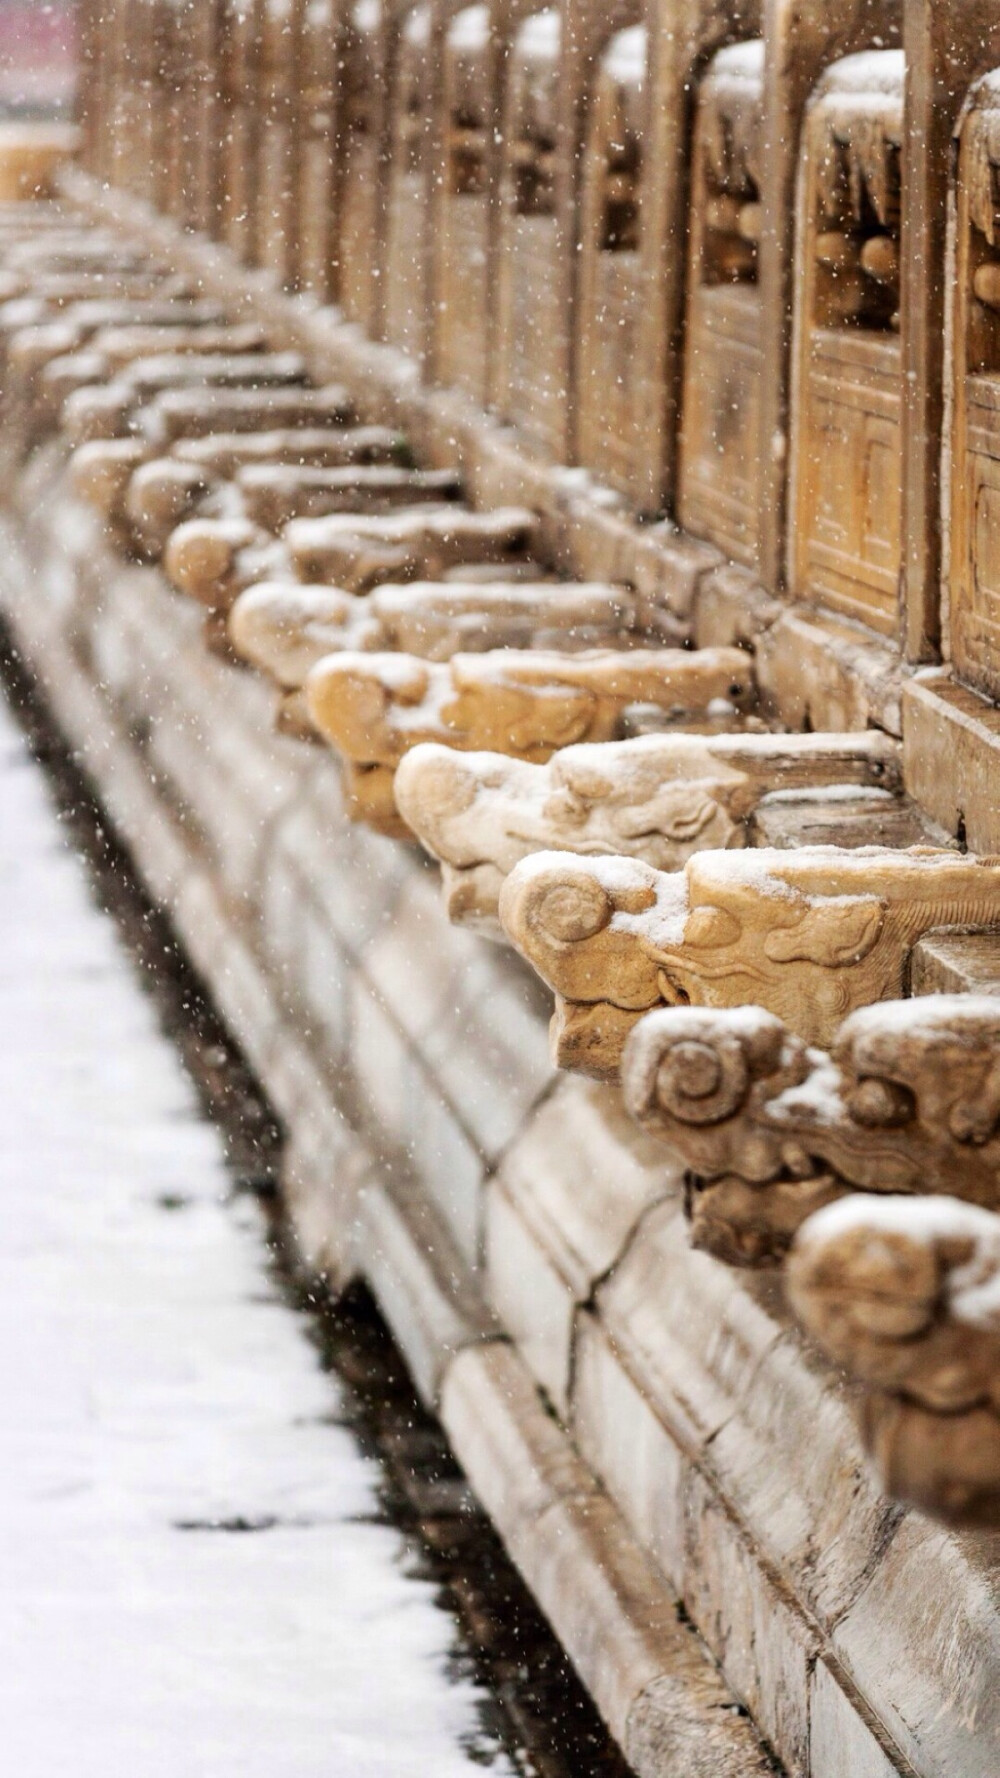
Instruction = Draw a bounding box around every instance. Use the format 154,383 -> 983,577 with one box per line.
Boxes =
495,7 -> 567,456
790,50 -> 903,638
677,38 -> 763,566
950,72 -> 1000,702
435,3 -> 492,402
576,23 -> 646,497
385,3 -> 432,356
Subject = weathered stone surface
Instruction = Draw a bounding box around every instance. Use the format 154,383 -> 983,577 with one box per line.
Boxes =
902,668 -> 1000,857
307,647 -> 757,799
750,790 -> 936,853
911,929 -> 1000,997
486,1077 -> 677,1408
622,994 -> 1000,1264
827,1504 -> 1000,1778
756,609 -> 904,737
360,1173 -> 500,1408
788,1194 -> 1000,1528
592,1197 -> 899,1631
395,729 -> 899,934
500,845 -> 1000,1077
441,1342 -> 772,1774
228,576 -> 639,701
808,1664 -> 904,1778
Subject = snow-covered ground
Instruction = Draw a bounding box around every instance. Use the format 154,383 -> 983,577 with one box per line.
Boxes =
0,692 -> 515,1777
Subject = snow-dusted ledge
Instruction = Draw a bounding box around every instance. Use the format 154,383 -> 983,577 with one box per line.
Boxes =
5,444 -> 1000,1778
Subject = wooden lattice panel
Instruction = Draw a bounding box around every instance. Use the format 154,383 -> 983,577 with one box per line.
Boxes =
576,23 -> 646,497
677,40 -> 763,566
790,50 -> 903,638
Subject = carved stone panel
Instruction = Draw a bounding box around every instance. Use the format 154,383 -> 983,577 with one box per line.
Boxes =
257,0 -> 303,286
950,72 -> 1000,704
677,40 -> 763,567
297,0 -> 338,301
217,0 -> 263,265
338,0 -> 388,334
576,23 -> 646,497
790,51 -> 903,638
494,8 -> 566,456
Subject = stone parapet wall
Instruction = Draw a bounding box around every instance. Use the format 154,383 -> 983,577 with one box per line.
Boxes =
6,433 -> 1000,1778
6,0 -> 1000,1754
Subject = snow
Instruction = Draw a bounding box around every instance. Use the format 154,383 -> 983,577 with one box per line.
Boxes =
353,0 -> 381,35
515,7 -> 560,64
797,1195 -> 1000,1328
842,994 -> 1000,1037
818,48 -> 905,100
403,3 -> 431,48
603,25 -> 646,90
758,784 -> 896,805
447,4 -> 489,55
711,39 -> 764,82
0,698 -> 514,1778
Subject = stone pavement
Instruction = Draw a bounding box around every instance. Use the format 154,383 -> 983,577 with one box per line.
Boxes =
0,687 -> 521,1778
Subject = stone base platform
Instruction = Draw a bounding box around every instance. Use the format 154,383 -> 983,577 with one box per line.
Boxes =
6,438 -> 1000,1778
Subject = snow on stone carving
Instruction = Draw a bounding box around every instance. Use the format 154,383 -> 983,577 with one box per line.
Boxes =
621,994 -> 1000,1266
228,577 -> 641,724
128,461 -> 458,562
787,1193 -> 1000,1527
306,643 -> 754,775
499,845 -> 1000,1078
285,506 -> 540,593
394,729 -> 900,935
62,351 -> 309,446
166,504 -> 540,614
111,425 -> 408,556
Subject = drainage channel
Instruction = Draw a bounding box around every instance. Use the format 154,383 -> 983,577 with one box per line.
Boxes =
0,618 -> 631,1778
